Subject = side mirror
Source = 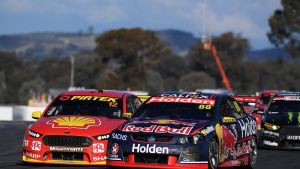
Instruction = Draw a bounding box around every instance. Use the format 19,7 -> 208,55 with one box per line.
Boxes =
123,112 -> 133,119
32,111 -> 42,119
222,117 -> 236,124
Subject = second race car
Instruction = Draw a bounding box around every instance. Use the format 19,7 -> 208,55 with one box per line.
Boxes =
107,91 -> 257,169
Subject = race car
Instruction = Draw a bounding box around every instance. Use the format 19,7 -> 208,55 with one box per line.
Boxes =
107,92 -> 257,169
255,90 -> 281,112
260,92 -> 300,149
22,89 -> 142,165
233,95 -> 261,131
252,90 -> 281,131
233,95 -> 258,114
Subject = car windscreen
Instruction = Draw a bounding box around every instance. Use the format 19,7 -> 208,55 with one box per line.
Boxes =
268,100 -> 300,112
134,102 -> 213,121
260,96 -> 271,105
44,95 -> 123,119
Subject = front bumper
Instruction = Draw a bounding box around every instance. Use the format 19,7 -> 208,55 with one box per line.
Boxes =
107,140 -> 209,169
261,128 -> 300,150
22,135 -> 108,165
107,159 -> 208,169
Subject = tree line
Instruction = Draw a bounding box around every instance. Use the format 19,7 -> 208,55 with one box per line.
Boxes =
0,28 -> 299,105
1,0 -> 300,104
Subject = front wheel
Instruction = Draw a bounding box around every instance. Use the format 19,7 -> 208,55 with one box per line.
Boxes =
208,139 -> 220,169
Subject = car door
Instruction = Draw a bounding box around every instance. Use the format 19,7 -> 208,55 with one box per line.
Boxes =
231,98 -> 257,158
219,97 -> 239,162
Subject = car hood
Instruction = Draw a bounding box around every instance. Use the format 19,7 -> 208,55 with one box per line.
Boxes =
266,111 -> 300,126
120,118 -> 211,136
29,115 -> 125,136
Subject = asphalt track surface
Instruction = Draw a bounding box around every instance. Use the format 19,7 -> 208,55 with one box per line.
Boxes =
0,121 -> 299,169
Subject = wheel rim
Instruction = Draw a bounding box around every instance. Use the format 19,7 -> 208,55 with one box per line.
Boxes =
209,140 -> 219,169
249,139 -> 257,167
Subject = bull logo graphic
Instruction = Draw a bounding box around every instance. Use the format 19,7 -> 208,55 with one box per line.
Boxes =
221,126 -> 237,159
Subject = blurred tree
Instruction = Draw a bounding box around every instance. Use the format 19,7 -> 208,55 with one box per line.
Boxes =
178,72 -> 216,91
187,32 -> 250,90
37,57 -> 70,89
95,28 -> 175,90
268,0 -> 300,57
0,51 -> 31,103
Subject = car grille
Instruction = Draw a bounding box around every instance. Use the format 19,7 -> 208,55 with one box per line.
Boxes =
280,126 -> 300,135
43,136 -> 92,147
132,134 -> 173,143
52,152 -> 83,161
135,154 -> 168,164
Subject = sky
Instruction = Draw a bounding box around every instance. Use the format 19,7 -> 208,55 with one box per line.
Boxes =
0,0 -> 281,50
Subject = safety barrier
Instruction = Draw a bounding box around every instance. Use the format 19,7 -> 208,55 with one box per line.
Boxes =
0,106 -> 46,121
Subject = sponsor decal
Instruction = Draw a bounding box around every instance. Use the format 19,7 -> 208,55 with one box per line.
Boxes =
31,141 -> 41,151
263,140 -> 278,146
147,136 -> 156,142
47,116 -> 101,129
23,139 -> 29,147
287,112 -> 300,124
287,135 -> 300,140
234,97 -> 257,102
263,130 -> 279,137
28,130 -> 41,138
111,143 -> 119,155
59,95 -> 117,102
25,152 -> 41,159
93,156 -> 106,161
159,93 -> 209,99
147,97 -> 215,105
236,141 -> 252,157
49,146 -> 84,152
284,96 -> 300,101
132,144 -> 169,154
221,126 -> 237,159
238,117 -> 257,138
93,143 -> 105,153
111,133 -> 127,141
96,134 -> 110,140
231,160 -> 242,166
201,126 -> 215,135
122,125 -> 193,135
129,119 -> 196,127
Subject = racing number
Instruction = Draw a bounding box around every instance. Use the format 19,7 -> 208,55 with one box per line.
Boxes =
109,102 -> 118,107
199,104 -> 212,110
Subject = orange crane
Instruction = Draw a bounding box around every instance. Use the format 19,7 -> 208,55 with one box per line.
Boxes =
202,38 -> 233,92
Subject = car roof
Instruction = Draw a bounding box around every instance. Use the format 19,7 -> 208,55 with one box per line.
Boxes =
260,90 -> 281,96
60,89 -> 130,98
233,95 -> 258,102
274,92 -> 300,97
153,91 -> 223,99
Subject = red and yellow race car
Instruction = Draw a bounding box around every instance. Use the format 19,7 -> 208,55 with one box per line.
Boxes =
22,89 -> 141,165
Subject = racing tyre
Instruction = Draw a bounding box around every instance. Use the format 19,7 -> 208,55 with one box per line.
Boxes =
208,139 -> 219,169
242,139 -> 257,169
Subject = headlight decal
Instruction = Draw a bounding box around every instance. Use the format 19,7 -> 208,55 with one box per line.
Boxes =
93,134 -> 110,141
264,122 -> 280,131
28,130 -> 42,138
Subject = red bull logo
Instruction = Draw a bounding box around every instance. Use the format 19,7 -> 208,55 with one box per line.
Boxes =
221,126 -> 237,159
